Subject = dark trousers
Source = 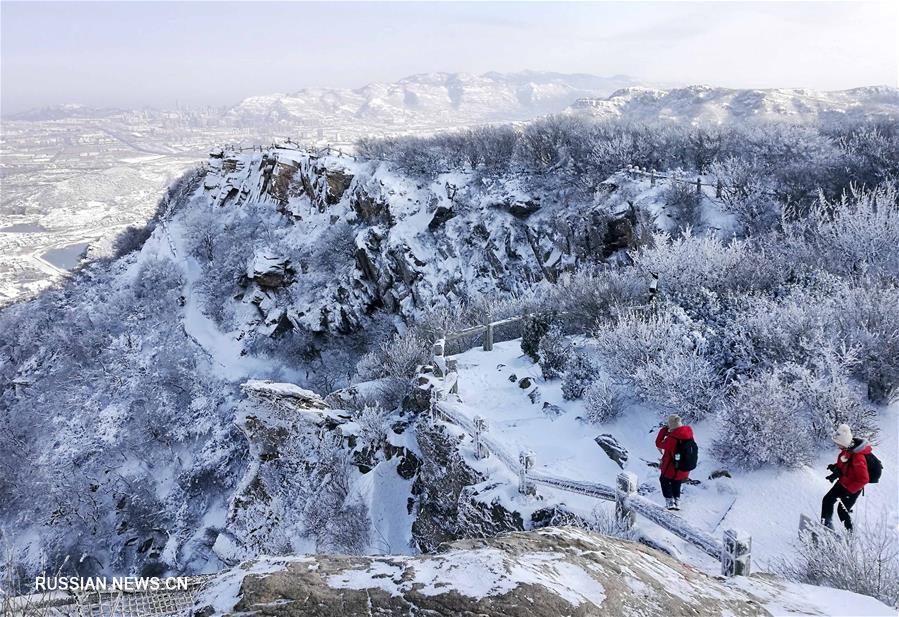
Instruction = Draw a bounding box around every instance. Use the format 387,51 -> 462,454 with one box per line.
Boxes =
821,482 -> 861,530
660,476 -> 682,499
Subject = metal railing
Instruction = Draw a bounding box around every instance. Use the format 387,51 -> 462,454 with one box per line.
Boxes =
425,316 -> 751,576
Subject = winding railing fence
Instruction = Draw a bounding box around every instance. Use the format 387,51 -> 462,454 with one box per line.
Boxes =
425,315 -> 751,576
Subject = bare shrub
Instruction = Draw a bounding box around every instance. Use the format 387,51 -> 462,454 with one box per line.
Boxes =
583,373 -> 626,424
355,404 -> 392,450
714,367 -> 816,469
538,325 -> 570,379
661,176 -> 702,230
778,516 -> 899,608
561,352 -> 598,400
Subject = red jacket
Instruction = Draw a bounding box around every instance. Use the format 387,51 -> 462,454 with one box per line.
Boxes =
835,439 -> 871,494
656,425 -> 694,481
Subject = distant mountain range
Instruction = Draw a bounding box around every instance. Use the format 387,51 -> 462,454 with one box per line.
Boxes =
6,71 -> 644,125
12,76 -> 897,129
223,71 -> 644,126
567,85 -> 899,124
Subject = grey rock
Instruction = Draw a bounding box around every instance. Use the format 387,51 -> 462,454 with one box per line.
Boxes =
428,204 -> 456,230
528,387 -> 542,404
709,469 -> 732,479
401,385 -> 432,413
509,199 -> 541,218
594,434 -> 629,468
324,169 -> 354,204
199,527 -> 785,617
518,376 -> 533,389
248,254 -> 295,289
542,402 -> 564,418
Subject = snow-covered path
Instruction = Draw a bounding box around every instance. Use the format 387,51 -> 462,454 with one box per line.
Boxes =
155,216 -> 298,382
449,339 -> 899,571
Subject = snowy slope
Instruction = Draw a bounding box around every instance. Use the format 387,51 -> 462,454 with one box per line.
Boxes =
446,339 -> 898,571
568,85 -> 899,124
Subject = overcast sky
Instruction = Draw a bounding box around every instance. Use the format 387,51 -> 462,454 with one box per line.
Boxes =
1,1 -> 897,113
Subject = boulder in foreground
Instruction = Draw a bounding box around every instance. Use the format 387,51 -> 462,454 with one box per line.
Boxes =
194,527 -> 895,616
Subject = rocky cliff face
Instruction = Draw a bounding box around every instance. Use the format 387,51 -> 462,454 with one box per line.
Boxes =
197,146 -> 645,344
0,144 -> 654,579
194,526 -> 820,617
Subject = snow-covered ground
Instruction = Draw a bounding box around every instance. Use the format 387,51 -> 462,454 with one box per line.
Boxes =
447,339 -> 899,572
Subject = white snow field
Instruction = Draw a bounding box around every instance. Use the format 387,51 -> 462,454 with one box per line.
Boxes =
445,339 -> 898,573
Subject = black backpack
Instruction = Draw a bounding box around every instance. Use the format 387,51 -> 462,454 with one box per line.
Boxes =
865,452 -> 883,484
674,438 -> 699,472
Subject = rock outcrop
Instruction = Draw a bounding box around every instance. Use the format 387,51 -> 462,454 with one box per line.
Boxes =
195,527 -> 798,617
595,433 -> 629,468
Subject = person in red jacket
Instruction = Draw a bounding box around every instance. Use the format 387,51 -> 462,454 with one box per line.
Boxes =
821,423 -> 871,531
655,414 -> 693,511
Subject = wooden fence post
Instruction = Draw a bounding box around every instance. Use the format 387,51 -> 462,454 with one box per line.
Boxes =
483,319 -> 494,352
721,529 -> 751,577
650,170 -> 656,187
615,471 -> 638,529
695,177 -> 702,195
716,179 -> 723,199
473,416 -> 489,459
446,358 -> 459,395
518,450 -> 536,495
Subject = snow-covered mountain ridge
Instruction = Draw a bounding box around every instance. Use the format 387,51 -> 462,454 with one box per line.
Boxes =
568,84 -> 899,124
0,143 -> 634,580
2,115 -> 897,611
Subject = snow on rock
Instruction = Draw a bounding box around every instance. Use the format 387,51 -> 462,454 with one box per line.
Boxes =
245,253 -> 294,288
241,379 -> 328,410
196,526 -> 895,617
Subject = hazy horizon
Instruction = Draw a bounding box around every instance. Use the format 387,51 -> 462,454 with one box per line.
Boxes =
2,1 -> 898,114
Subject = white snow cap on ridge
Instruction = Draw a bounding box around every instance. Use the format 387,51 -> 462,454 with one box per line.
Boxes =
241,380 -> 328,409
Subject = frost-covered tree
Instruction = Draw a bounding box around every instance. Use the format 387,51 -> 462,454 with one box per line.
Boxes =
800,183 -> 899,278
632,231 -> 783,314
593,305 -> 719,420
561,351 -> 598,400
709,157 -> 780,235
355,404 -> 393,450
661,176 -> 702,230
714,367 -> 817,469
538,325 -> 569,380
583,373 -> 625,424
521,313 -> 552,361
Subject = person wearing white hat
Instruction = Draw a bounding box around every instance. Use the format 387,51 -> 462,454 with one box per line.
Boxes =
820,424 -> 872,531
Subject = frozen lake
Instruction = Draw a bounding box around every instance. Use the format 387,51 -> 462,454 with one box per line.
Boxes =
42,242 -> 90,270
1,222 -> 47,233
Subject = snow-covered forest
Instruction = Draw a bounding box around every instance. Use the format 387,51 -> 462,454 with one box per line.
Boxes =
1,113 -> 897,608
